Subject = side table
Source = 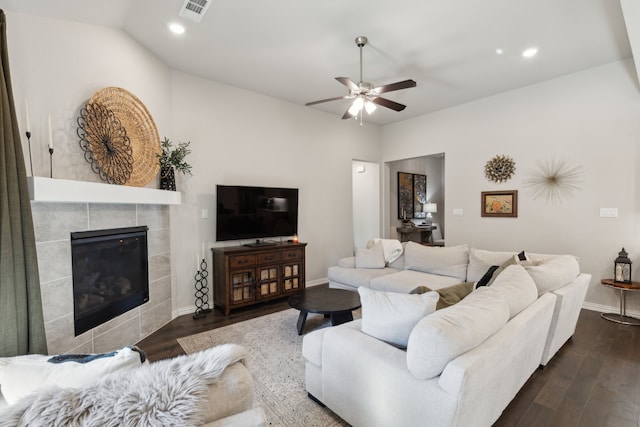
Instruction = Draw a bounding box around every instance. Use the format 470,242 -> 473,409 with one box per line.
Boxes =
600,279 -> 640,326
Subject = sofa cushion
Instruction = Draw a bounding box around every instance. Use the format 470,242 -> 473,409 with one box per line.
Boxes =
358,287 -> 439,348
410,282 -> 475,310
523,254 -> 580,296
355,241 -> 386,268
370,269 -> 462,293
337,257 -> 355,268
489,264 -> 538,319
0,346 -> 145,406
467,247 -> 518,282
406,287 -> 509,380
403,242 -> 469,282
328,265 -> 400,289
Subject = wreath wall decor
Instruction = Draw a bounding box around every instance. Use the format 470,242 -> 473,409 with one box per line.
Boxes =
77,87 -> 161,187
77,102 -> 133,184
484,155 -> 516,183
523,158 -> 584,204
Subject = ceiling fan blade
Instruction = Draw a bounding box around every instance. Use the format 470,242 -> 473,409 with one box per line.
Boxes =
335,77 -> 359,92
305,95 -> 350,106
341,105 -> 356,120
372,79 -> 417,94
371,97 -> 407,111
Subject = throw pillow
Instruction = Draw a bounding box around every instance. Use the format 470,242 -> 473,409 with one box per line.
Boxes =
475,265 -> 499,288
523,254 -> 580,296
403,242 -> 469,282
355,241 -> 386,269
466,247 -> 517,282
358,287 -> 439,348
489,264 -> 538,319
486,255 -> 519,286
406,287 -> 510,380
0,346 -> 146,405
410,282 -> 475,310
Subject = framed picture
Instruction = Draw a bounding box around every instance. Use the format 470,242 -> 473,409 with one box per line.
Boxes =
413,174 -> 427,218
481,190 -> 518,217
398,172 -> 414,219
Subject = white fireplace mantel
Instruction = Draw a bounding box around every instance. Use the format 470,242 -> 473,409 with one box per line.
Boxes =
28,177 -> 181,205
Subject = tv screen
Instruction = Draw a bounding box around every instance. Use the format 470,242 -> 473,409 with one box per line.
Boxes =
216,185 -> 299,242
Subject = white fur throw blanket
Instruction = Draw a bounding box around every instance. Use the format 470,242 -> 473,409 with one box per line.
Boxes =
0,344 -> 248,427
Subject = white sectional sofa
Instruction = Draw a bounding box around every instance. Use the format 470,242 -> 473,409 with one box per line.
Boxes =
304,241 -> 590,427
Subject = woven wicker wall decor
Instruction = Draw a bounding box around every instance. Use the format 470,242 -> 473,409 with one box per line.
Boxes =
77,87 -> 161,187
77,102 -> 133,184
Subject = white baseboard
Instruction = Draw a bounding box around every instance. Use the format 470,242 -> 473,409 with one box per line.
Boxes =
582,302 -> 640,318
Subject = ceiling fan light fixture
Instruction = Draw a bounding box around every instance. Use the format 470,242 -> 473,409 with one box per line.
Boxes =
348,97 -> 365,116
364,100 -> 377,114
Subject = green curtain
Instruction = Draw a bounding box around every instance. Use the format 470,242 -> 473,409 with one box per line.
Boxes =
0,10 -> 47,356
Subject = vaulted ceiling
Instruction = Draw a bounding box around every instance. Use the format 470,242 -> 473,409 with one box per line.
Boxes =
3,0 -> 639,125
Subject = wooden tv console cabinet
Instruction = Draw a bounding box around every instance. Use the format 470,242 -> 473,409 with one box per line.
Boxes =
212,242 -> 307,315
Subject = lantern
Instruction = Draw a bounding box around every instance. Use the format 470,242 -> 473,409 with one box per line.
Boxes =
614,248 -> 632,284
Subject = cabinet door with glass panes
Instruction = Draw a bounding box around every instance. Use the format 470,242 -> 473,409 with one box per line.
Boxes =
281,248 -> 304,293
256,265 -> 280,299
230,268 -> 256,304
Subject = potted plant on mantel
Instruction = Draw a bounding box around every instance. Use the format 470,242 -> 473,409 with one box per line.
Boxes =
158,137 -> 192,191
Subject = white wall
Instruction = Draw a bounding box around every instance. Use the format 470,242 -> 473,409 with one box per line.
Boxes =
7,12 -> 172,182
381,58 -> 640,312
352,160 -> 380,248
169,71 -> 381,312
8,10 -> 640,319
6,12 -> 382,320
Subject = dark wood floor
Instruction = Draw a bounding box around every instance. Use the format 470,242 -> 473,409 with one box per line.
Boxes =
137,303 -> 640,427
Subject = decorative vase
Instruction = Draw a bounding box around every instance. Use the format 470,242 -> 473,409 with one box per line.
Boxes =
160,166 -> 176,191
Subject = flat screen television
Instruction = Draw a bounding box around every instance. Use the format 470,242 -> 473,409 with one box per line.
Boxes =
216,185 -> 299,243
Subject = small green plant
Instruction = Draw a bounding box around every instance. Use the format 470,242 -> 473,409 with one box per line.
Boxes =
158,137 -> 192,175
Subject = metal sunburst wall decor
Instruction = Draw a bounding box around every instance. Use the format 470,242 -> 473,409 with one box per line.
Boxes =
484,154 -> 516,183
523,158 -> 584,204
77,102 -> 133,184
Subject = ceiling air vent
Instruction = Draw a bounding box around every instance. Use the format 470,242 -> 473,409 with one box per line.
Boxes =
178,0 -> 211,23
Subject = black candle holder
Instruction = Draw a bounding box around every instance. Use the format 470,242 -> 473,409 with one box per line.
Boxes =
193,258 -> 212,319
25,131 -> 34,176
49,147 -> 54,178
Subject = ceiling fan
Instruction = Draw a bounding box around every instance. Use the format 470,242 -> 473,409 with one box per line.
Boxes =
306,36 -> 417,121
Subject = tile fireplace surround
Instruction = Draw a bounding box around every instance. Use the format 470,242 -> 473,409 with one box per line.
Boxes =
29,177 -> 181,354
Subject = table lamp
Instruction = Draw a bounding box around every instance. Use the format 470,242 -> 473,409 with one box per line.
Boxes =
424,202 -> 437,225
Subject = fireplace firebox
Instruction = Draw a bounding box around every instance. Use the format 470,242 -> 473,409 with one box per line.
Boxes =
71,226 -> 149,336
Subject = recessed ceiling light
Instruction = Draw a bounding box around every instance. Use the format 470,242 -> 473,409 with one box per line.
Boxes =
495,48 -> 504,55
168,23 -> 185,34
522,47 -> 538,58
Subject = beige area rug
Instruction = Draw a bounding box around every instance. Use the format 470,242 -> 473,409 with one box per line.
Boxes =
178,308 -> 356,427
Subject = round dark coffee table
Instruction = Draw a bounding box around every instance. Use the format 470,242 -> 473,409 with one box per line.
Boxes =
288,287 -> 361,335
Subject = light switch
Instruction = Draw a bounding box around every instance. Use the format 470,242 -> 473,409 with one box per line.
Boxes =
201,209 -> 209,219
599,208 -> 618,218
453,209 -> 464,216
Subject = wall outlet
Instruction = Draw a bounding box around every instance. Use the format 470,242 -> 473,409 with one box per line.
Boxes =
453,208 -> 464,216
599,208 -> 618,218
201,209 -> 209,219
